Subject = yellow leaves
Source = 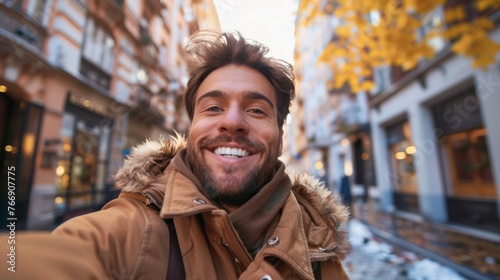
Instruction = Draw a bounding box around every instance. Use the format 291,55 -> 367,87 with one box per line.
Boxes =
476,0 -> 500,11
336,26 -> 352,38
304,0 -> 500,92
451,30 -> 500,69
297,0 -> 323,27
452,34 -> 475,54
424,29 -> 441,39
359,0 -> 387,13
359,80 -> 375,91
318,43 -> 337,64
334,76 -> 347,90
403,0 -> 444,14
472,41 -> 500,69
395,13 -> 422,29
443,23 -> 468,39
440,13 -> 500,69
298,0 -> 318,12
444,6 -> 465,22
475,17 -> 495,30
360,67 -> 372,76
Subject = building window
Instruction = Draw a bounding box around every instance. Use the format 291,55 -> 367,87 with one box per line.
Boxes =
418,7 -> 446,54
80,18 -> 115,90
28,0 -> 50,24
387,120 -> 419,213
82,18 -> 115,74
372,65 -> 391,94
442,128 -> 495,197
433,89 -> 496,198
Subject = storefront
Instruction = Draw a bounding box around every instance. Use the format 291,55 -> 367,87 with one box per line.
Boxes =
53,92 -> 114,223
0,87 -> 43,230
433,89 -> 498,231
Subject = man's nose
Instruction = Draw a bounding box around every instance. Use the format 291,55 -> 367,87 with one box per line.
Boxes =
218,105 -> 249,134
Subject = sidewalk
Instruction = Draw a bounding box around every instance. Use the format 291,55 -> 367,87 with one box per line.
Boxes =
352,200 -> 500,280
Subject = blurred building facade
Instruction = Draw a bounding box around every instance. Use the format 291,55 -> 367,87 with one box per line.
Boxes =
291,3 -> 376,200
0,0 -> 220,230
292,0 -> 500,234
369,9 -> 500,233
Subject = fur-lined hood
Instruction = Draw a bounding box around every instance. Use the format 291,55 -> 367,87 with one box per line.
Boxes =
114,134 -> 351,259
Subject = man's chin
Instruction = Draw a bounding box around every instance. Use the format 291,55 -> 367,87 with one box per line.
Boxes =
202,173 -> 261,205
212,175 -> 248,190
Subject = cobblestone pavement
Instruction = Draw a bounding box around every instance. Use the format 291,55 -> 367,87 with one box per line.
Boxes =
351,201 -> 500,279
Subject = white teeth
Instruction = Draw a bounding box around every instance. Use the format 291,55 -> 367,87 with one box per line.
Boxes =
214,147 -> 249,158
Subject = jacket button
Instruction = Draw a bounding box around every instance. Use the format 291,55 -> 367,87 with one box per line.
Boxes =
260,275 -> 272,280
267,237 -> 279,246
193,199 -> 206,205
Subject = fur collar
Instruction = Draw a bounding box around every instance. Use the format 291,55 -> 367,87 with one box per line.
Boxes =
114,133 -> 187,193
113,134 -> 351,258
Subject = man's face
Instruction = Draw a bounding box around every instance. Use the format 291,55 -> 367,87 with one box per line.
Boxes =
187,64 -> 283,205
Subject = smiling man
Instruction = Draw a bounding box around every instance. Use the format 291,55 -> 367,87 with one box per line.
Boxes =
1,31 -> 351,280
187,64 -> 282,206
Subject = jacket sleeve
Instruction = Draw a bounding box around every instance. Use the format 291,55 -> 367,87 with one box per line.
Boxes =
1,196 -> 170,279
52,196 -> 170,279
1,232 -> 110,280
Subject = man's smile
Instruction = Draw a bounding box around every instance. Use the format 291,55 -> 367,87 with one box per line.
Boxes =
213,147 -> 250,158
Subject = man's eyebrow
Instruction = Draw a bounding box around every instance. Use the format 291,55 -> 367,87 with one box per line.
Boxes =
196,90 -> 226,106
243,91 -> 275,109
196,90 -> 275,109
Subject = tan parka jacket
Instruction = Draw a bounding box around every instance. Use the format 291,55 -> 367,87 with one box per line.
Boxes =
1,135 -> 351,280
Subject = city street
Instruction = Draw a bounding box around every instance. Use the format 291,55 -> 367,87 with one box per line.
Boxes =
1,0 -> 500,279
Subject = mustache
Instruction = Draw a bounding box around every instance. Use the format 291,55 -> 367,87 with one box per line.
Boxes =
200,134 -> 264,151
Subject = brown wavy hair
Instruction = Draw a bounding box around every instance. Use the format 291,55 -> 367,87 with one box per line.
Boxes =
183,30 -> 295,130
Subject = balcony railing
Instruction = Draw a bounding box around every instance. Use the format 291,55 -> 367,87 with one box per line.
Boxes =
80,57 -> 112,91
0,1 -> 48,51
128,85 -> 165,124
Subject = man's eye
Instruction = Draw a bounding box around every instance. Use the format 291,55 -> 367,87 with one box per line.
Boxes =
249,108 -> 265,115
207,106 -> 222,112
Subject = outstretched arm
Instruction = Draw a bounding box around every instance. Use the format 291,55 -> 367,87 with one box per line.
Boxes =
1,232 -> 109,279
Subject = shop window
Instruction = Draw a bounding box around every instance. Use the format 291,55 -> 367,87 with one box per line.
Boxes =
443,128 -> 496,197
387,121 -> 418,194
434,89 -> 496,198
55,110 -> 112,217
68,125 -> 98,209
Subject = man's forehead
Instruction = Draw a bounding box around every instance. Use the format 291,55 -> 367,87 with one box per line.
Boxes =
197,89 -> 275,108
195,64 -> 277,104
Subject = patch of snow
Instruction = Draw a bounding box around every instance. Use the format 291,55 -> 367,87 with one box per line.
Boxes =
348,219 -> 373,246
346,219 -> 467,280
406,259 -> 467,280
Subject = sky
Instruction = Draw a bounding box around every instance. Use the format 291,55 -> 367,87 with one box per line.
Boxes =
212,0 -> 299,65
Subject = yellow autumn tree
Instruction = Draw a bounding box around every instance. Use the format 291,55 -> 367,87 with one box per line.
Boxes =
298,0 -> 500,93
